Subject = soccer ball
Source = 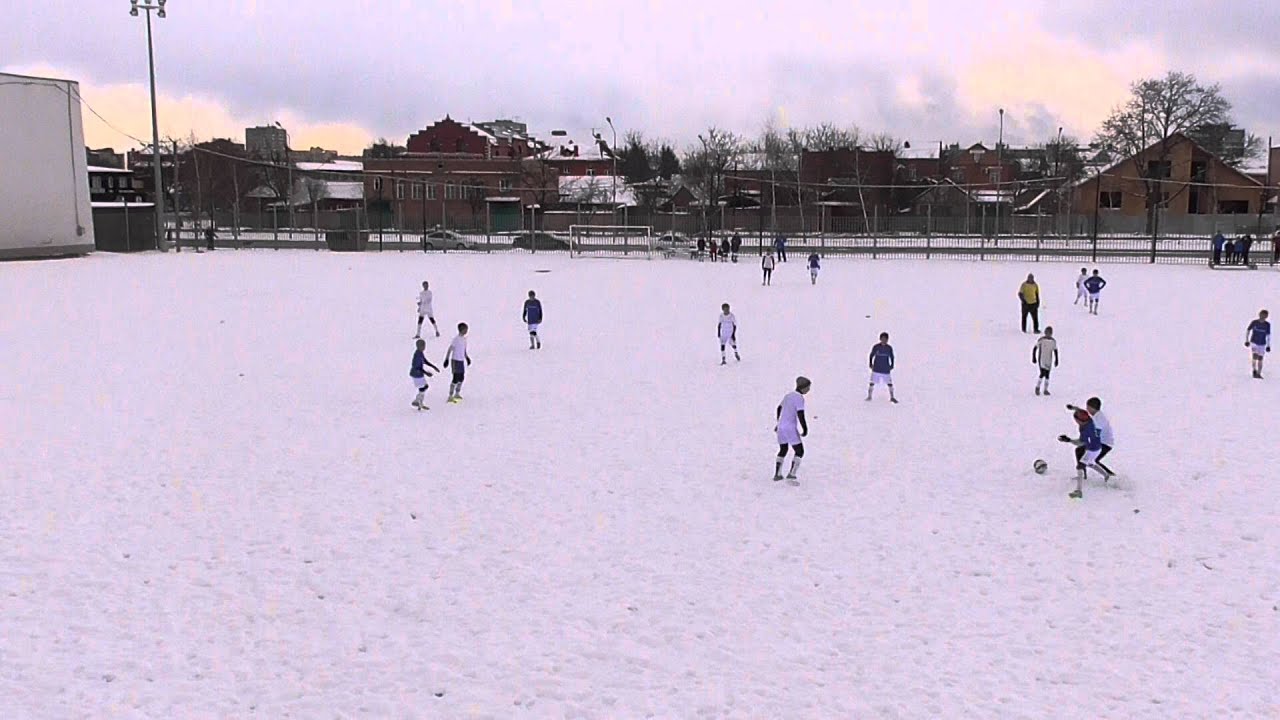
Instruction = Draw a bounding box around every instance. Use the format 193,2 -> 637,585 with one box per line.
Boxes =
1033,459 -> 1048,475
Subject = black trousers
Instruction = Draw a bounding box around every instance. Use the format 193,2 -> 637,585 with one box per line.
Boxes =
1021,302 -> 1040,333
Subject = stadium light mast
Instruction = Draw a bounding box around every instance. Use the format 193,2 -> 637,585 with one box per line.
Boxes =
130,0 -> 167,251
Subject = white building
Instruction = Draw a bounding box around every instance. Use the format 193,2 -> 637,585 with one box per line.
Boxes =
0,71 -> 96,258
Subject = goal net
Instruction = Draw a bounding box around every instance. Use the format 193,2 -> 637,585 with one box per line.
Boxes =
568,225 -> 654,259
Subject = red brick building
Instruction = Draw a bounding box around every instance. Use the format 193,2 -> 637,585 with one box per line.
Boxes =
405,116 -> 537,159
363,156 -> 559,230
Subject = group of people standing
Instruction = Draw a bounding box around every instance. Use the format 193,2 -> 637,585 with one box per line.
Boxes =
1211,229 -> 1280,267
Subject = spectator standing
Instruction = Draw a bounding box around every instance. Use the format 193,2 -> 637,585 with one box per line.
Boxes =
1018,273 -> 1041,333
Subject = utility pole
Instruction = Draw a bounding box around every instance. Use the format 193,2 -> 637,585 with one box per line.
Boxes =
275,121 -> 293,237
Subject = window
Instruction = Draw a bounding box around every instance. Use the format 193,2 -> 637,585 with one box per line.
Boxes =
445,183 -> 459,200
395,181 -> 405,200
905,167 -> 918,181
1218,200 -> 1250,214
1190,161 -> 1208,183
90,176 -> 103,191
951,168 -> 966,183
1099,191 -> 1122,209
498,178 -> 512,192
1146,160 -> 1172,179
455,139 -> 466,152
426,184 -> 437,200
373,177 -> 384,192
986,167 -> 1002,184
586,168 -> 596,176
411,183 -> 423,200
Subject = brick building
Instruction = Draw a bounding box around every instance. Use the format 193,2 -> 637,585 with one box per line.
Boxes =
405,116 -> 537,159
363,156 -> 559,231
1071,133 -> 1266,219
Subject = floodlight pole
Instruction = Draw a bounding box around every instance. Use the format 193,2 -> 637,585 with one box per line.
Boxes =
131,0 -> 167,250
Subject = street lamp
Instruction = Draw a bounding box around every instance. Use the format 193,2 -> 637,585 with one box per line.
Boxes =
605,117 -> 617,213
274,121 -> 294,235
130,0 -> 166,251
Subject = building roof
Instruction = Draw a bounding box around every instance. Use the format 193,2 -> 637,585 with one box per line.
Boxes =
558,174 -> 634,206
291,180 -> 364,204
91,201 -> 155,208
295,160 -> 363,173
87,165 -> 133,174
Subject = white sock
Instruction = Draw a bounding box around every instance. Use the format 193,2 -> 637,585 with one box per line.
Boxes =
775,457 -> 785,475
789,457 -> 802,476
414,391 -> 424,405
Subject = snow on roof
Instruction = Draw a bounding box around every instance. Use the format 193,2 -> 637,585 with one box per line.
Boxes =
295,160 -> 363,173
971,189 -> 1015,203
91,201 -> 154,208
558,175 -> 634,206
467,124 -> 497,141
283,180 -> 364,205
1015,189 -> 1051,212
485,196 -> 522,202
87,165 -> 133,174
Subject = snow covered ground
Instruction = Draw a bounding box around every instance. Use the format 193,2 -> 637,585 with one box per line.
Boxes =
2,251 -> 1277,718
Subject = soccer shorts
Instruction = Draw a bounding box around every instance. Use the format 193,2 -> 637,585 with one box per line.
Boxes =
1088,293 -> 1100,302
719,333 -> 736,347
451,360 -> 466,383
1039,367 -> 1052,379
528,323 -> 540,333
1081,448 -> 1101,465
411,375 -> 428,391
869,372 -> 893,385
1251,343 -> 1267,358
777,425 -> 802,446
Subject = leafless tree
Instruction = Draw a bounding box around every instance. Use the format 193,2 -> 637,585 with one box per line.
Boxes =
1095,71 -> 1233,235
681,127 -> 745,232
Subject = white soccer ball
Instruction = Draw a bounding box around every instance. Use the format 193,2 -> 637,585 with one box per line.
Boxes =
1033,459 -> 1048,475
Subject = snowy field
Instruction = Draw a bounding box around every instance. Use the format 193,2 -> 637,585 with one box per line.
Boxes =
2,251 -> 1278,719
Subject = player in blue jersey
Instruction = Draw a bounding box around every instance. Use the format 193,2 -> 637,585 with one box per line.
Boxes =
522,290 -> 543,350
409,338 -> 441,410
1083,269 -> 1107,315
807,252 -> 821,284
1246,309 -> 1271,379
1058,406 -> 1112,498
866,332 -> 898,403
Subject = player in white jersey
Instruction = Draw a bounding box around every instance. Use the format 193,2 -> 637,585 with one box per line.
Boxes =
1033,326 -> 1059,396
718,303 -> 740,365
415,281 -> 440,338
1073,268 -> 1088,306
442,322 -> 471,403
1069,396 -> 1116,479
773,376 -> 811,484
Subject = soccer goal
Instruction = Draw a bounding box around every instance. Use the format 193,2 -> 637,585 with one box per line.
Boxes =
568,225 -> 654,259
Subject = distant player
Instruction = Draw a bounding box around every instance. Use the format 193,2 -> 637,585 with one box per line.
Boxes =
1074,268 -> 1088,305
717,303 -> 740,365
761,252 -> 776,285
1246,309 -> 1271,379
773,376 -> 811,483
866,332 -> 898,403
442,322 -> 471,403
1058,407 -> 1111,498
1033,326 -> 1059,396
807,252 -> 821,284
409,338 -> 440,411
1083,270 -> 1106,315
522,291 -> 543,350
415,281 -> 440,338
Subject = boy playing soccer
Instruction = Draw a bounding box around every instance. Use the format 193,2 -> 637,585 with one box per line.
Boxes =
1246,309 -> 1271,379
442,323 -> 471,403
774,376 -> 811,484
415,281 -> 440,338
717,303 -> 740,364
1058,407 -> 1112,498
409,338 -> 441,410
808,252 -> 821,284
1074,268 -> 1088,306
866,332 -> 898,403
522,291 -> 543,350
761,252 -> 775,285
1068,397 -> 1116,479
1033,326 -> 1059,396
1083,270 -> 1107,315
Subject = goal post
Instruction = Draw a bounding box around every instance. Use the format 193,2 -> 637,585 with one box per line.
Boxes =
568,225 -> 654,259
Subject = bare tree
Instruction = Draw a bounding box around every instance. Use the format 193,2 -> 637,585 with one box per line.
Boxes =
301,176 -> 328,244
1095,71 -> 1233,235
681,127 -> 744,232
801,123 -> 862,152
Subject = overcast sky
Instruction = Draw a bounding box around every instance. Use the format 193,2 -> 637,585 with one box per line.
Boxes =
4,0 -> 1277,159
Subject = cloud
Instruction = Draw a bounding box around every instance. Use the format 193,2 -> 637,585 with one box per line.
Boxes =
4,0 -> 1275,155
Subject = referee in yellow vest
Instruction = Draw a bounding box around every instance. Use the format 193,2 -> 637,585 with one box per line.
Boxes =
1019,274 -> 1041,333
